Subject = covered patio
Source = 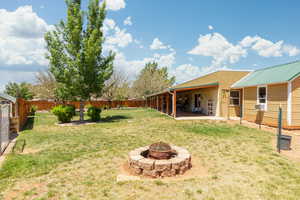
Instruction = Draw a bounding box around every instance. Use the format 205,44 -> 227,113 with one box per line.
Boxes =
146,82 -> 220,118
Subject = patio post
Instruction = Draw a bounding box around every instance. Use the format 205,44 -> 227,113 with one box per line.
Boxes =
166,94 -> 170,115
156,95 -> 159,110
173,91 -> 177,117
161,95 -> 164,112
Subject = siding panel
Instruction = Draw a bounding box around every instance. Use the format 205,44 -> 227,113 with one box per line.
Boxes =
243,83 -> 288,127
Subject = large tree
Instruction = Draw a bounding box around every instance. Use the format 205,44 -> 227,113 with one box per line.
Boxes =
132,62 -> 175,99
45,0 -> 114,121
4,82 -> 34,100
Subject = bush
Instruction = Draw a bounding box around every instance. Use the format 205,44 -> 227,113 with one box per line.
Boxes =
52,105 -> 75,123
30,105 -> 37,115
66,104 -> 76,116
87,105 -> 102,122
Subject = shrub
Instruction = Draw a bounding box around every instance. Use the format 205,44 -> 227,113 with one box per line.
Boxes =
66,104 -> 76,116
87,105 -> 102,122
30,105 -> 37,115
52,105 -> 75,123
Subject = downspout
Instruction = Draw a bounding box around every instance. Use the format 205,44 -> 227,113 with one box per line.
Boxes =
287,81 -> 292,126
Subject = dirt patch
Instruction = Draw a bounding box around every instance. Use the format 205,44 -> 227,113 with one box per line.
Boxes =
271,132 -> 300,162
118,155 -> 209,182
228,119 -> 300,163
4,181 -> 48,200
21,148 -> 40,155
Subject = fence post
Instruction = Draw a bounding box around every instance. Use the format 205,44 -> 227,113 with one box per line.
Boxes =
277,106 -> 282,153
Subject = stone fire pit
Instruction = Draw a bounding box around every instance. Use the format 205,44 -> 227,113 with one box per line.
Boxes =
128,143 -> 192,178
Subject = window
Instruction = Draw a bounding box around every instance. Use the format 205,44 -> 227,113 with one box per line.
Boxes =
230,90 -> 240,106
257,86 -> 267,104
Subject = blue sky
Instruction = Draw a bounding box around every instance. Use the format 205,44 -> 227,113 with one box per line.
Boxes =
1,0 -> 300,91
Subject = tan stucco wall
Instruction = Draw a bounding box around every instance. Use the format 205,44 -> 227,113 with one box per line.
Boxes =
292,76 -> 300,127
243,83 -> 288,127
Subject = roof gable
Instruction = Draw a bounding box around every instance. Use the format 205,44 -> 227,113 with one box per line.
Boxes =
173,70 -> 250,89
0,93 -> 16,103
232,61 -> 300,88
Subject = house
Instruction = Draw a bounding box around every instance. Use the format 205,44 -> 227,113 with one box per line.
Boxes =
146,70 -> 250,118
232,61 -> 300,129
146,60 -> 300,129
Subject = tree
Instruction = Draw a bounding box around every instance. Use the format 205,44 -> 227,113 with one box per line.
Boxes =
31,70 -> 57,100
102,70 -> 131,100
45,0 -> 114,121
132,62 -> 175,99
4,82 -> 34,100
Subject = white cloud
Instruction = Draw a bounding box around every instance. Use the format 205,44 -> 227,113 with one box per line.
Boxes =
150,38 -> 168,50
103,18 -> 133,48
110,51 -> 176,80
153,52 -> 176,67
103,18 -> 116,34
106,27 -> 133,48
171,64 -> 203,83
0,6 -> 53,66
113,52 -> 153,78
105,0 -> 126,11
188,33 -> 300,72
188,33 -> 247,67
150,38 -> 175,53
240,35 -> 300,57
124,16 -> 132,26
208,25 -> 214,30
283,45 -> 300,56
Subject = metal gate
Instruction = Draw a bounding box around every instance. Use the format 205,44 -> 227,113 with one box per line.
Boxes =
0,104 -> 10,153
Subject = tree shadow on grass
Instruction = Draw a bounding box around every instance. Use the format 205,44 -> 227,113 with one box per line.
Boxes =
22,116 -> 35,130
101,115 -> 131,123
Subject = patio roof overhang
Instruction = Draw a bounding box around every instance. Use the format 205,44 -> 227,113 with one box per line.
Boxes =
170,82 -> 219,92
146,82 -> 219,97
0,93 -> 16,103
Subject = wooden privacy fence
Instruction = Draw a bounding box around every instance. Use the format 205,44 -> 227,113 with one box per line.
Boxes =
28,100 -> 146,111
14,99 -> 146,131
17,98 -> 31,129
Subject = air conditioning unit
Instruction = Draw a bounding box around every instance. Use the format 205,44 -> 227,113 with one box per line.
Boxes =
255,104 -> 265,111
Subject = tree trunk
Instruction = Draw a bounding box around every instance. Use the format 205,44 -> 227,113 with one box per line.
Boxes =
79,100 -> 84,122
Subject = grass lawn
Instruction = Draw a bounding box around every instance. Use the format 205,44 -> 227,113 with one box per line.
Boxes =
1,108 -> 300,200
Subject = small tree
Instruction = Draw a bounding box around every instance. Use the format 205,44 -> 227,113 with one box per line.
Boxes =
4,82 -> 34,100
102,70 -> 131,100
132,62 -> 175,99
45,0 -> 114,121
32,70 -> 57,100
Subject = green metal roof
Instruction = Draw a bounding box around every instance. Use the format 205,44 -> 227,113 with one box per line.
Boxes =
0,93 -> 16,103
232,61 -> 300,88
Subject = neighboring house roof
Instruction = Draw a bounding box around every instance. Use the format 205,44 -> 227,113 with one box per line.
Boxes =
0,93 -> 16,103
232,61 -> 300,88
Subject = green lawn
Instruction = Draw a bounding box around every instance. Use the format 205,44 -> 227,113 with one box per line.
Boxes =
1,108 -> 300,200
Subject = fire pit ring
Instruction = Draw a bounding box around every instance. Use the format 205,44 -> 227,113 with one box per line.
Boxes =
128,144 -> 192,178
